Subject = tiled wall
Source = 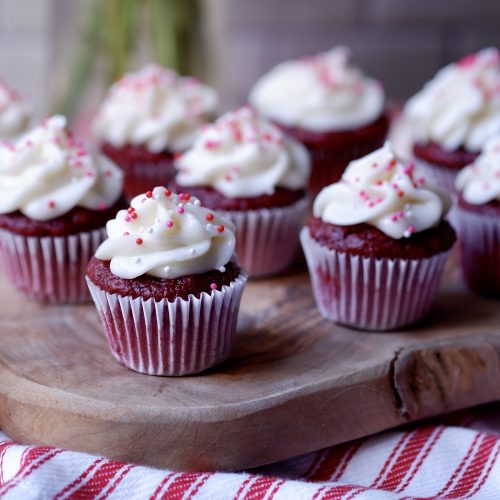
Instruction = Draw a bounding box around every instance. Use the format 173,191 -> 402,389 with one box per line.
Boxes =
208,0 -> 500,109
1,0 -> 500,117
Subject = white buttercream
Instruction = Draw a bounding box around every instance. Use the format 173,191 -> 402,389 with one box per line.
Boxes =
175,107 -> 310,197
0,80 -> 30,138
249,47 -> 385,132
95,188 -> 236,279
313,143 -> 450,239
456,134 -> 500,204
0,115 -> 123,221
405,48 -> 500,152
93,64 -> 218,153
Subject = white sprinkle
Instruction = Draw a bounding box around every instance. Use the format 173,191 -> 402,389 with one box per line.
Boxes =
178,202 -> 184,208
403,230 -> 411,238
154,218 -> 160,224
193,199 -> 201,207
147,227 -> 154,234
163,265 -> 171,273
134,257 -> 141,264
206,223 -> 212,231
189,248 -> 196,255
219,266 -> 226,273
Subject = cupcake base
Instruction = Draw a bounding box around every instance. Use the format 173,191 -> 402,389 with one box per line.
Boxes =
0,228 -> 106,303
455,204 -> 500,298
301,228 -> 450,331
86,272 -> 247,376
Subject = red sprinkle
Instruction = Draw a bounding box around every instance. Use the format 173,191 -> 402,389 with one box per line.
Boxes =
48,201 -> 56,209
217,225 -> 224,233
164,189 -> 171,197
145,191 -> 152,198
206,213 -> 214,221
136,238 -> 143,245
128,207 -> 135,213
130,212 -> 138,219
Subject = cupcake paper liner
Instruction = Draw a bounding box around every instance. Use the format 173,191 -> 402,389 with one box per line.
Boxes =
414,158 -> 458,194
455,206 -> 500,297
0,227 -> 106,304
221,198 -> 308,278
86,272 -> 248,376
300,228 -> 450,331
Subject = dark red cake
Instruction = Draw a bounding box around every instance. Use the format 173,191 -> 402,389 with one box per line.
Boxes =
0,198 -> 126,237
87,256 -> 241,301
170,181 -> 305,211
308,216 -> 456,259
101,142 -> 176,199
413,142 -> 479,172
278,113 -> 389,195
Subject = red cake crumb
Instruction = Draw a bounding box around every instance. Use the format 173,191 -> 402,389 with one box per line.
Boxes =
308,216 -> 456,259
170,182 -> 305,211
413,142 -> 479,171
86,257 -> 242,301
0,198 -> 127,237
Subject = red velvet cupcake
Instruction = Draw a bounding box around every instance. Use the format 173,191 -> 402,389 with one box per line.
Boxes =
301,143 -> 455,331
404,48 -> 500,193
93,64 -> 218,199
173,107 -> 310,277
86,188 -> 247,376
455,135 -> 500,297
0,115 -> 124,303
249,47 -> 389,196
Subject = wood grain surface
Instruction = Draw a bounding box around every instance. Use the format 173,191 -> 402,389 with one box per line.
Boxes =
0,257 -> 499,471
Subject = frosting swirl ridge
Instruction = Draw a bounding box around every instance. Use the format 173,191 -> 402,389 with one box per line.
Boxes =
0,80 -> 30,138
95,188 -> 236,279
456,134 -> 500,204
313,143 -> 450,239
249,47 -> 385,132
404,48 -> 500,152
175,107 -> 310,197
93,64 -> 218,153
0,115 -> 123,221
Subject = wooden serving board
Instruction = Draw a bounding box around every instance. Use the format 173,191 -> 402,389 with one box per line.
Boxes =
0,257 -> 500,472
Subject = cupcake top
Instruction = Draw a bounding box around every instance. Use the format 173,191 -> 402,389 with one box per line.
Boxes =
0,115 -> 123,221
248,47 -> 385,132
404,48 -> 500,152
95,188 -> 236,279
93,64 -> 218,153
175,106 -> 310,197
456,134 -> 500,204
0,79 -> 30,138
313,143 -> 450,239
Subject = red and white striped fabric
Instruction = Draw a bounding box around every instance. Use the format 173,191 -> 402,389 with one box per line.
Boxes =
1,404 -> 500,499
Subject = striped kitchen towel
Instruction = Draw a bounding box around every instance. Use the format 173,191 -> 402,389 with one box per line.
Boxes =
1,403 -> 500,499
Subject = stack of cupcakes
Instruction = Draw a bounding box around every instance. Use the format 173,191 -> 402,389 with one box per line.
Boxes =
249,47 -> 389,196
94,64 -> 218,199
404,48 -> 500,193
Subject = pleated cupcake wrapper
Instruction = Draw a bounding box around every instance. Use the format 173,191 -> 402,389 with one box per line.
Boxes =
455,207 -> 500,296
300,228 -> 450,331
220,198 -> 308,278
86,272 -> 248,376
0,228 -> 106,304
414,158 -> 458,194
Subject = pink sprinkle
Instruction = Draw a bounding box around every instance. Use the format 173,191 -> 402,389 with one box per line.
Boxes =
391,215 -> 398,222
177,207 -> 185,215
372,163 -> 378,168
406,225 -> 415,235
123,232 -> 130,236
204,139 -> 220,150
166,220 -> 174,228
48,200 -> 56,209
125,215 -> 131,222
104,170 -> 112,177
210,283 -> 218,290
403,162 -> 415,175
85,171 -> 94,177
98,202 -> 106,210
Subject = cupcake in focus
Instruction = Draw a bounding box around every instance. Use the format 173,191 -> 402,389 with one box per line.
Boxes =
249,47 -> 389,196
172,106 -> 310,277
404,48 -> 500,192
301,142 -> 455,331
0,115 -> 124,303
86,187 -> 247,376
0,79 -> 30,139
455,135 -> 500,297
93,64 -> 218,199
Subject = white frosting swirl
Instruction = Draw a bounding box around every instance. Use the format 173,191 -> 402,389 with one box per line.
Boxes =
456,134 -> 500,204
249,47 -> 385,132
0,80 -> 30,138
313,143 -> 450,239
0,115 -> 123,221
175,107 -> 310,197
93,64 -> 218,153
95,188 -> 236,279
405,48 -> 500,152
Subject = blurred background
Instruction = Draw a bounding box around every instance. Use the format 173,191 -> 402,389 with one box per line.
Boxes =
1,0 -> 499,126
